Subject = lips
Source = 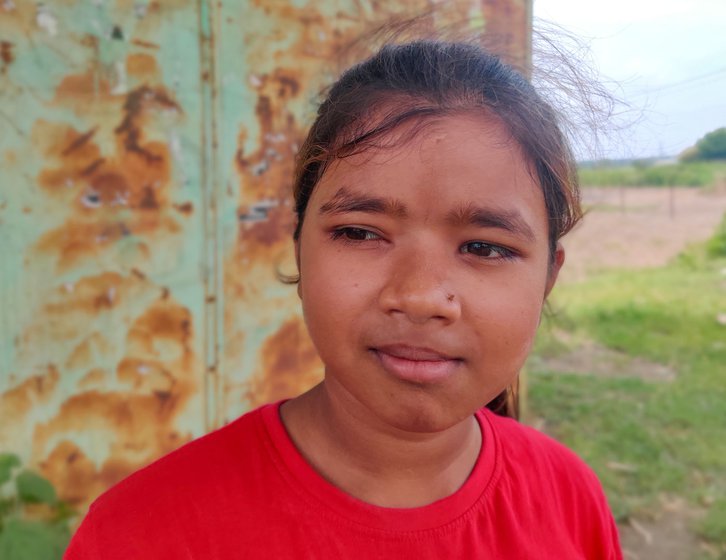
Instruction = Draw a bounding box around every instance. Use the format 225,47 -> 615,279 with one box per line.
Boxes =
372,344 -> 462,384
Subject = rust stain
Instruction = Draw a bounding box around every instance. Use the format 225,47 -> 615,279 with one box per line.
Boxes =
126,53 -> 160,81
245,317 -> 322,408
53,70 -> 113,115
88,172 -> 129,205
15,273 -> 138,350
39,441 -> 100,505
37,388 -> 192,507
131,39 -> 161,50
64,333 -> 113,372
36,124 -> 102,182
275,74 -> 300,97
34,222 -> 144,271
131,267 -> 147,280
33,80 -> 184,271
115,85 -> 180,163
1,40 -> 14,72
117,357 -> 176,394
81,157 -> 105,176
254,95 -> 273,131
240,205 -> 294,248
61,127 -> 98,156
233,71 -> 307,266
37,119 -> 172,212
142,0 -> 191,17
77,368 -> 108,390
30,294 -> 198,508
80,34 -> 100,50
173,201 -> 193,215
0,366 -> 60,429
125,297 -> 194,358
45,272 -> 128,315
246,2 -> 332,57
223,262 -> 246,300
138,184 -> 160,209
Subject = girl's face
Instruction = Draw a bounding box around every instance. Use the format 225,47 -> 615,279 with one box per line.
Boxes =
296,113 -> 563,433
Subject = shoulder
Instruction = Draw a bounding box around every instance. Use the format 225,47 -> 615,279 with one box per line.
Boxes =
480,409 -> 622,558
484,411 -> 619,558
479,410 -> 614,518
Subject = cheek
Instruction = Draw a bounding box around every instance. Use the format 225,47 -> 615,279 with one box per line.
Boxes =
299,235 -> 377,307
299,264 -> 368,346
301,262 -> 361,314
470,276 -> 546,353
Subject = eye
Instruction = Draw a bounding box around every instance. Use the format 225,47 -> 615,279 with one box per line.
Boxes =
460,241 -> 516,260
330,227 -> 381,242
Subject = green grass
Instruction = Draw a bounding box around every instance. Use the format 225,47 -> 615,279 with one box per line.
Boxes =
578,160 -> 726,187
707,213 -> 726,258
527,229 -> 726,552
700,499 -> 726,543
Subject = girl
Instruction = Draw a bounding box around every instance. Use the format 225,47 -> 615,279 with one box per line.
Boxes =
65,41 -> 622,559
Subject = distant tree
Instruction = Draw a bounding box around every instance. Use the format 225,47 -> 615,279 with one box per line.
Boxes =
683,127 -> 726,161
679,145 -> 699,162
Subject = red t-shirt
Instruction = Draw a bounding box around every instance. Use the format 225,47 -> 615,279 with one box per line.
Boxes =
65,402 -> 622,559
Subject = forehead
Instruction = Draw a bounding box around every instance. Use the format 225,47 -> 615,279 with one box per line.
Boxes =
311,113 -> 545,224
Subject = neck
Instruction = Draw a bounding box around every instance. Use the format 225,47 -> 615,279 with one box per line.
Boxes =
280,382 -> 482,508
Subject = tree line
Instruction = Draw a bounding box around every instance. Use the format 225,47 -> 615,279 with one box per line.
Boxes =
681,127 -> 726,161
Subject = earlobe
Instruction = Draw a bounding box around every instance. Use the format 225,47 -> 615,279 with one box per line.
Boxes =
544,243 -> 565,299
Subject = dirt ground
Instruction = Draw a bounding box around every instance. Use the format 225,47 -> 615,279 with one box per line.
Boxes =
559,186 -> 726,283
552,186 -> 726,559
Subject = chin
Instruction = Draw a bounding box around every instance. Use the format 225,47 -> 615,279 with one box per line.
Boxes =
375,393 -> 477,434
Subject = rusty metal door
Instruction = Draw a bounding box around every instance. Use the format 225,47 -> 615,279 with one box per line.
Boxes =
0,0 -> 530,512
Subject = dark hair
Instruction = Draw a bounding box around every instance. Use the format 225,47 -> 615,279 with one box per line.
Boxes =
292,40 -> 583,418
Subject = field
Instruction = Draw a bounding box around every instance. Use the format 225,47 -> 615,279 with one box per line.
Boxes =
526,185 -> 726,559
578,161 -> 726,188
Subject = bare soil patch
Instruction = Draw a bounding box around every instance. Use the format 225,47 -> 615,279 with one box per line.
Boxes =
560,186 -> 726,283
531,338 -> 676,382
619,499 -> 707,560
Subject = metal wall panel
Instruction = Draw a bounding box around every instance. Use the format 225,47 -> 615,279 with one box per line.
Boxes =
0,0 -> 530,512
0,0 -> 208,507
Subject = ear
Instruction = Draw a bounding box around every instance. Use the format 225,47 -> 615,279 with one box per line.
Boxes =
544,242 -> 565,299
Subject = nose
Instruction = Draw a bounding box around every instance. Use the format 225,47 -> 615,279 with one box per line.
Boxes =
378,247 -> 461,324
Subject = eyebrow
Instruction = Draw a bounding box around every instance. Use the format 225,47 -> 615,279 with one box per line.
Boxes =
447,204 -> 536,242
318,187 -> 407,218
318,187 -> 536,242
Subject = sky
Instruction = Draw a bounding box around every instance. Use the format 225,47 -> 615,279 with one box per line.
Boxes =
532,0 -> 726,160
